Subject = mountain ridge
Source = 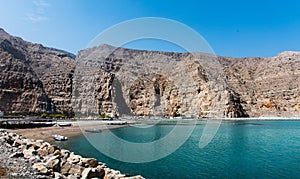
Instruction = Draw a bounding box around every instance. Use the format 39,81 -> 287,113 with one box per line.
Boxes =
0,28 -> 299,118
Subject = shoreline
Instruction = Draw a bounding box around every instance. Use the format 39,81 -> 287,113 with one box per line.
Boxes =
1,118 -> 299,178
0,128 -> 144,178
4,117 -> 300,142
5,120 -> 133,142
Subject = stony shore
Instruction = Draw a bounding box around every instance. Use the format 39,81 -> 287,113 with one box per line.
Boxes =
5,120 -> 133,142
0,129 -> 144,179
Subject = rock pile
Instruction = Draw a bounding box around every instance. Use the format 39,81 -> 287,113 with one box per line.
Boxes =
0,129 -> 144,179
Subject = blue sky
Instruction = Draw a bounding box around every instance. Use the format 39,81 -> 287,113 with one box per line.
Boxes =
0,0 -> 299,57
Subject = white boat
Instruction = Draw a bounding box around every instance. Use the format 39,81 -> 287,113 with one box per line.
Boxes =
53,134 -> 68,141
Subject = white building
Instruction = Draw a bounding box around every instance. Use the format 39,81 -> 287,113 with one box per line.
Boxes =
0,111 -> 3,118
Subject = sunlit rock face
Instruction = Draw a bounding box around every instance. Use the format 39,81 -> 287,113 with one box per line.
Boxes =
74,44 -> 228,118
1,28 -> 299,118
220,51 -> 300,118
69,45 -> 300,118
0,28 -> 75,113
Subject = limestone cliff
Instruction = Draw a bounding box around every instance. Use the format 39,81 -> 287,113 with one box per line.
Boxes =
74,45 -> 300,118
0,28 -> 75,114
73,45 -> 225,118
0,28 -> 299,118
220,52 -> 300,117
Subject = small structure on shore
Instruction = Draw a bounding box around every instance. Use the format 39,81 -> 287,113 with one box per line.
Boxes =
0,111 -> 3,118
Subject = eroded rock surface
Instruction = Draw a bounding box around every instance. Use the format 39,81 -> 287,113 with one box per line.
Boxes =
0,28 -> 75,113
1,28 -> 299,118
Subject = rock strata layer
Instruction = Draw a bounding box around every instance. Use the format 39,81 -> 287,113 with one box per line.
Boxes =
0,28 -> 299,118
0,28 -> 75,113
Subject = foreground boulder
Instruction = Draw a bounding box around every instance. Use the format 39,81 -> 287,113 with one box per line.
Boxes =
0,130 -> 144,179
32,163 -> 49,174
81,158 -> 98,168
82,168 -> 105,179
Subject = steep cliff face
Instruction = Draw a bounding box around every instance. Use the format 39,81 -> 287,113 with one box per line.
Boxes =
74,45 -> 225,118
220,52 -> 300,117
0,28 -> 75,113
74,45 -> 300,118
0,28 -> 299,118
0,42 -> 49,112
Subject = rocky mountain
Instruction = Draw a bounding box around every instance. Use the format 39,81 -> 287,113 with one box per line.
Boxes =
73,45 -> 300,118
0,28 -> 299,118
73,45 -> 226,118
0,28 -> 75,114
220,52 -> 300,117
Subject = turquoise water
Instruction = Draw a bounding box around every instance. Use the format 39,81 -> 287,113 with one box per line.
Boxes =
56,121 -> 300,178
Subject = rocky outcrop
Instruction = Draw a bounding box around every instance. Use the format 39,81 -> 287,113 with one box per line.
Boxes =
219,51 -> 300,117
0,28 -> 299,118
0,39 -> 50,112
74,45 -> 300,118
0,28 -> 75,114
0,129 -> 144,178
73,45 -> 225,118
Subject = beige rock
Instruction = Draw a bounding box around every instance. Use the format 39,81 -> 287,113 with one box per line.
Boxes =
48,145 -> 56,154
67,154 -> 81,164
68,164 -> 84,175
19,144 -> 26,151
32,163 -> 48,174
54,172 -> 65,179
60,162 -> 72,175
23,149 -> 33,159
81,168 -> 105,179
28,145 -> 37,152
40,142 -> 51,150
37,148 -> 48,157
46,155 -> 61,172
53,150 -> 62,157
61,149 -> 70,159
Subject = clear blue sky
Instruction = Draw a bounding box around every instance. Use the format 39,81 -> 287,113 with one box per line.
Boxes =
0,0 -> 299,57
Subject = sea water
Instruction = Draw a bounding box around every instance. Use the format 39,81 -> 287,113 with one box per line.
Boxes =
56,120 -> 300,178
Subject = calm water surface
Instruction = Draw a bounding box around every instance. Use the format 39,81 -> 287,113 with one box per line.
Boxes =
56,121 -> 300,178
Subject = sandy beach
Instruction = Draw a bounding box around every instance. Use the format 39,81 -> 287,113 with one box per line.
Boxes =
6,120 -> 132,142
